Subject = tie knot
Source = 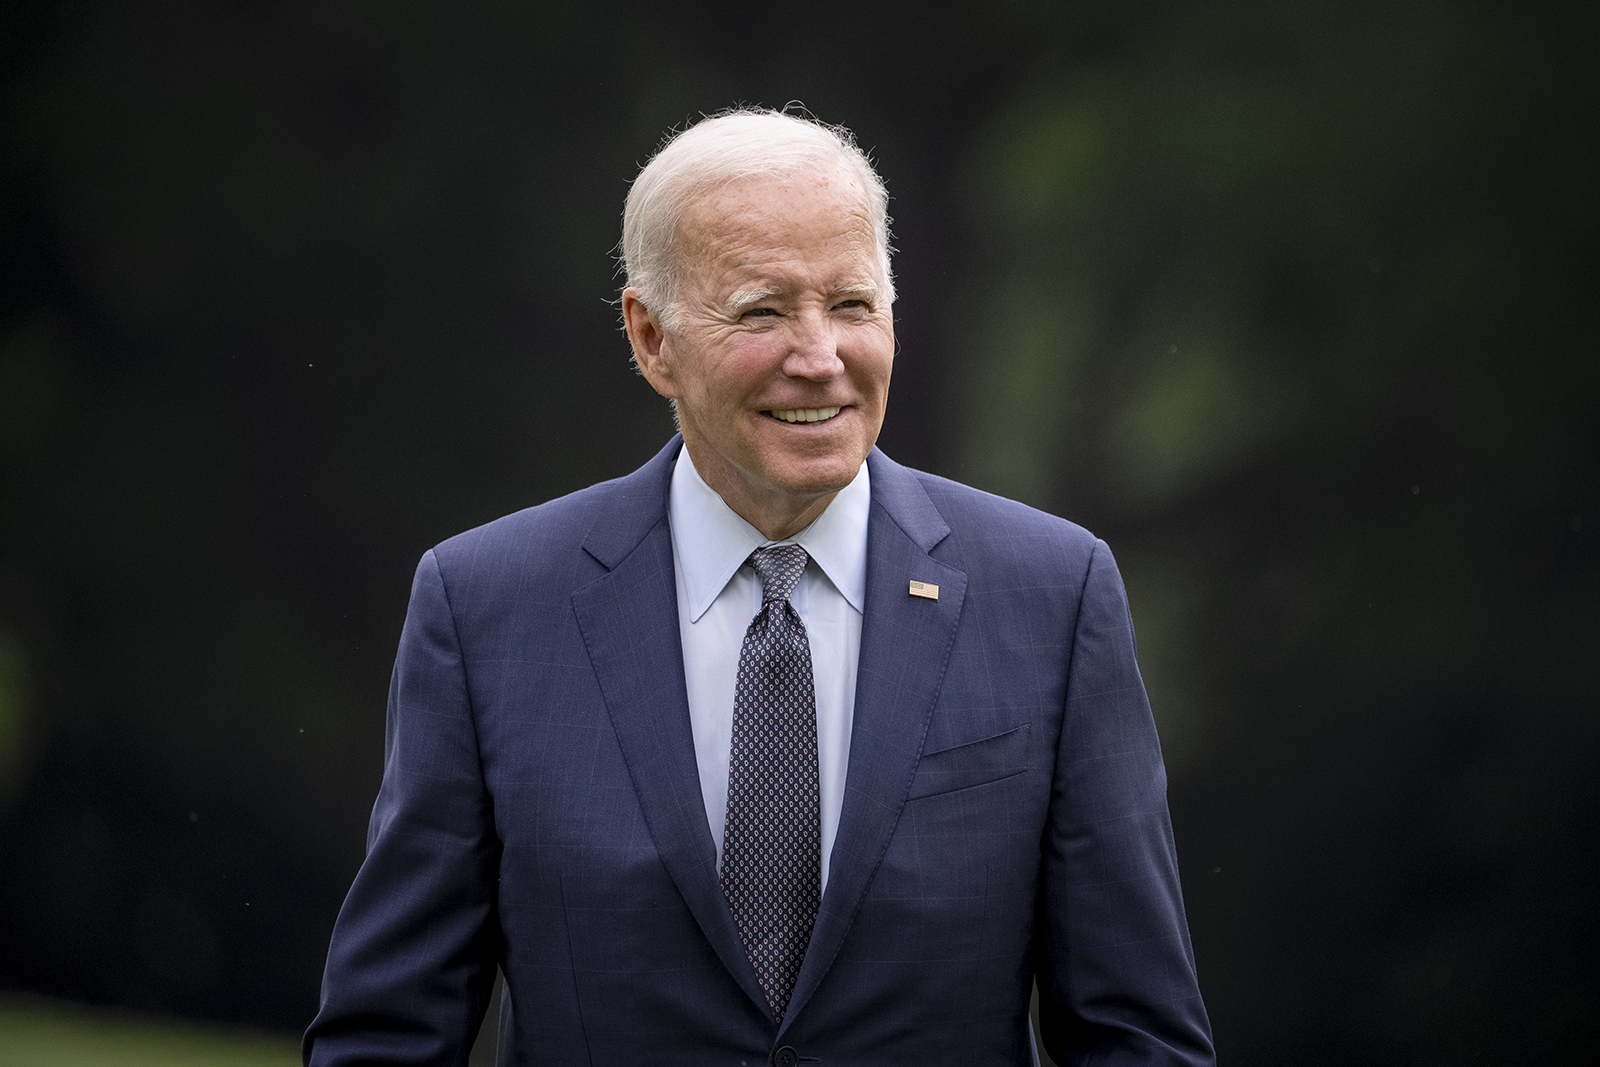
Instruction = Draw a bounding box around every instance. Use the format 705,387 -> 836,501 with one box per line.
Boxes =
750,544 -> 808,604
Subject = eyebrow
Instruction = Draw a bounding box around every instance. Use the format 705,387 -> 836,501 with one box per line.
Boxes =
721,281 -> 882,318
723,288 -> 781,317
833,282 -> 881,303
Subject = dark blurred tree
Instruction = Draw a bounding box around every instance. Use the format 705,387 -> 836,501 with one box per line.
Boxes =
957,1 -> 1599,1063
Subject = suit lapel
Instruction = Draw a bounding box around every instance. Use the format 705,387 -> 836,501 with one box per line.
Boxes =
781,450 -> 968,1033
570,437 -> 773,1022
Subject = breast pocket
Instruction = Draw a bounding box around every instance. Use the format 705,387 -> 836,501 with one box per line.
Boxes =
905,722 -> 1032,801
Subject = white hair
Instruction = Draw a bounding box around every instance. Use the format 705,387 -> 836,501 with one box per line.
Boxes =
621,108 -> 894,329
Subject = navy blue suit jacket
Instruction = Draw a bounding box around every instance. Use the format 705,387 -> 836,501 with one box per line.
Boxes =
305,437 -> 1213,1066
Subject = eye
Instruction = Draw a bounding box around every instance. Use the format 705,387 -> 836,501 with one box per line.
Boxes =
742,307 -> 776,318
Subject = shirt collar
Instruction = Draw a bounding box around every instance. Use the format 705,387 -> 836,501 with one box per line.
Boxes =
669,444 -> 870,623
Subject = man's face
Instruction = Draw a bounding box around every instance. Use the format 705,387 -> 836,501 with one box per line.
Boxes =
625,165 -> 895,538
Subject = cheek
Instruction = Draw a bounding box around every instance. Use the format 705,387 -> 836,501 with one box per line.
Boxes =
850,343 -> 895,398
708,341 -> 782,394
681,369 -> 755,423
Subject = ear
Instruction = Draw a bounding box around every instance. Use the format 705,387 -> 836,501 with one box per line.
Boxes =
622,288 -> 677,398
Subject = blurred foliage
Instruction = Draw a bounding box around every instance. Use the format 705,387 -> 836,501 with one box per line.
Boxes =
0,994 -> 298,1066
0,0 -> 1594,1064
0,627 -> 33,812
960,1 -> 1599,1063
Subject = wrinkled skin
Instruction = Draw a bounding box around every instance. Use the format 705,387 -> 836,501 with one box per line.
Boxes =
623,165 -> 895,540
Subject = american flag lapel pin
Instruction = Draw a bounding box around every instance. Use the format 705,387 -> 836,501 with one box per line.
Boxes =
908,580 -> 939,600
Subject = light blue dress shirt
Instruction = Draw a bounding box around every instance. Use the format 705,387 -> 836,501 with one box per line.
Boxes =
668,447 -> 869,892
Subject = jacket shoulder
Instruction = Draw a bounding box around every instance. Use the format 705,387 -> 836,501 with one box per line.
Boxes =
431,475 -> 618,562
423,459 -> 669,606
425,436 -> 678,579
899,466 -> 1102,567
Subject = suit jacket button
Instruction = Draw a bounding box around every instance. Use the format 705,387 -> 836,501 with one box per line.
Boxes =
772,1047 -> 799,1067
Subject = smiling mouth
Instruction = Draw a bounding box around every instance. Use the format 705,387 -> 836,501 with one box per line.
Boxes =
766,406 -> 842,423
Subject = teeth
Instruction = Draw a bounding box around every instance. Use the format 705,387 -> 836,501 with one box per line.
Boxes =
769,407 -> 842,423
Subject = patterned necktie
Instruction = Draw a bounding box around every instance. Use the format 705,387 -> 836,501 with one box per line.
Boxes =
721,543 -> 822,1018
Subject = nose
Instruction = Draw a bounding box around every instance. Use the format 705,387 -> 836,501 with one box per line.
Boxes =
781,312 -> 845,381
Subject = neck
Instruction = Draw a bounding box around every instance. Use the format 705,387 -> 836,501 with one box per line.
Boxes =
744,492 -> 839,542
680,444 -> 843,541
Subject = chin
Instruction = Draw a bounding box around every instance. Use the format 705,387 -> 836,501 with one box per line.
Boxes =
770,456 -> 865,498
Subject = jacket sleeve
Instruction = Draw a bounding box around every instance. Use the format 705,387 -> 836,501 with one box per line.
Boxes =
1035,539 -> 1215,1066
304,550 -> 501,1066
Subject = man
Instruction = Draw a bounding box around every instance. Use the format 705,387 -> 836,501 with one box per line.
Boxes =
306,109 -> 1214,1066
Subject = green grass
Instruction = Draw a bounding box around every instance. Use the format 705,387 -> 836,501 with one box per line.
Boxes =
0,994 -> 300,1067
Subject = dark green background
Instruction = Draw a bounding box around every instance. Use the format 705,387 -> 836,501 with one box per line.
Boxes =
2,2 -> 1595,1063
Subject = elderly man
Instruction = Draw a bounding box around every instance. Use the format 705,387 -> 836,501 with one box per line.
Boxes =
306,109 -> 1214,1067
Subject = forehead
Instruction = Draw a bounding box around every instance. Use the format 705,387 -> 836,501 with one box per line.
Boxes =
675,167 -> 878,287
